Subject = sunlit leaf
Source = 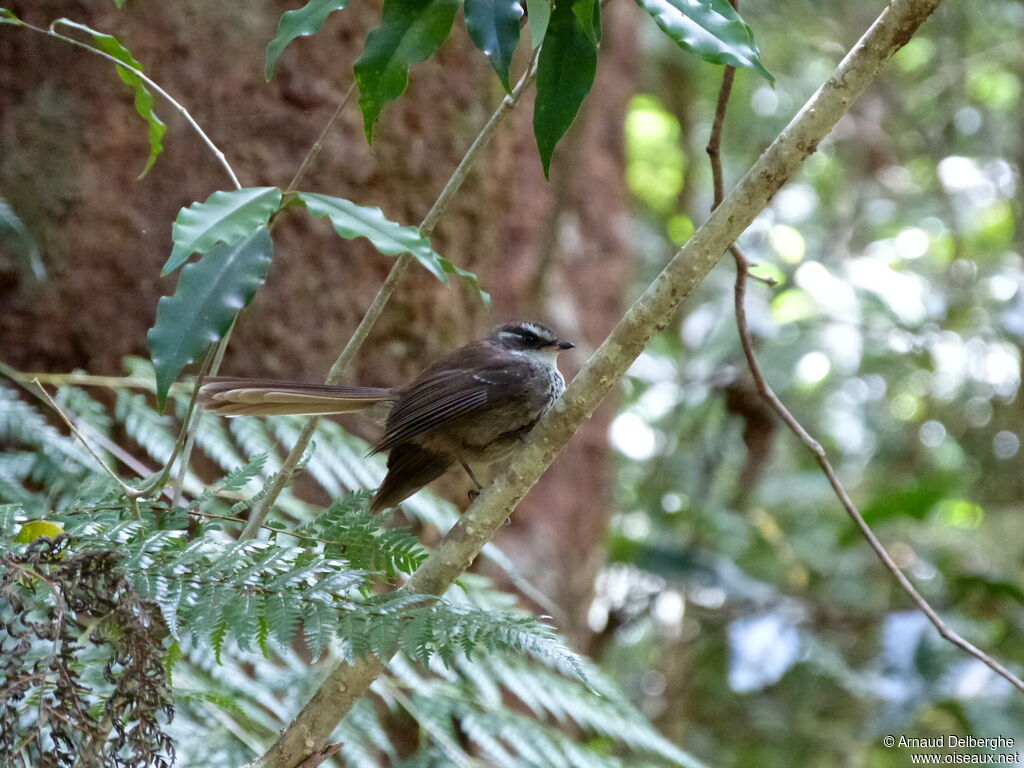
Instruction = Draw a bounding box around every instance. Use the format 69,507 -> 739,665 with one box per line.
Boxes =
533,0 -> 598,178
0,7 -> 22,24
51,19 -> 167,176
354,0 -> 460,142
525,0 -> 550,47
163,187 -> 282,274
265,0 -> 349,81
633,0 -> 773,83
464,0 -> 523,92
148,228 -> 274,408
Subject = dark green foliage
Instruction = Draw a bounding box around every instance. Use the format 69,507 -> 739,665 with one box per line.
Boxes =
0,535 -> 174,768
353,0 -> 461,141
298,192 -> 491,305
464,0 -> 523,92
265,0 -> 350,80
163,187 -> 282,274
533,0 -> 598,178
148,227 -> 273,408
301,491 -> 428,578
0,374 -> 700,766
299,192 -> 447,280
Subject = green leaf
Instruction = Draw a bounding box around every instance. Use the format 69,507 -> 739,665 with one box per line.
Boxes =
354,0 -> 461,142
571,0 -> 600,45
148,228 -> 274,408
533,0 -> 598,178
0,8 -> 22,24
163,187 -> 282,274
298,192 -> 447,282
51,19 -> 168,176
464,0 -> 523,93
525,0 -> 550,47
265,0 -> 349,81
633,0 -> 773,83
438,256 -> 492,309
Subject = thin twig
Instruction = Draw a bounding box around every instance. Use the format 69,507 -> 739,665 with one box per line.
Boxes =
168,346 -> 217,507
31,379 -> 138,498
706,26 -> 1024,694
0,371 -> 155,390
285,83 -> 357,195
188,508 -> 355,548
240,51 -> 543,540
17,21 -> 241,190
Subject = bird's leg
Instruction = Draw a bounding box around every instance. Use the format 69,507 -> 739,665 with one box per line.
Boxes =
459,460 -> 483,501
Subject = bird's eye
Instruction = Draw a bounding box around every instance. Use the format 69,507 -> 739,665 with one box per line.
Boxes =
519,331 -> 539,344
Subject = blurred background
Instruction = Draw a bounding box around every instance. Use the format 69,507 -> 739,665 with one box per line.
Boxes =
2,0 -> 1023,765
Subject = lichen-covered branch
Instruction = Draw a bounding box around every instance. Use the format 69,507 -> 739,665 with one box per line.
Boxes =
245,0 -> 944,764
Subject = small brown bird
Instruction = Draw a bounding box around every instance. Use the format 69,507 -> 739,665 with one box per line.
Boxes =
199,322 -> 574,512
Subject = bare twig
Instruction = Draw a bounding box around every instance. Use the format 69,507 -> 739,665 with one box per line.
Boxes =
168,346 -> 217,507
284,83 -> 357,196
240,50 -> 543,540
188,508 -> 358,548
245,1 -> 948,764
706,14 -> 1024,694
732,248 -> 1024,694
16,20 -> 241,189
31,379 -> 138,498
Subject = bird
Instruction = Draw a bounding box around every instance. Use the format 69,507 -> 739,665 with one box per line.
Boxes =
199,321 -> 574,513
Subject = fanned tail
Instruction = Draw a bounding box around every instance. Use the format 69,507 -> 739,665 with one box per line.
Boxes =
199,377 -> 398,417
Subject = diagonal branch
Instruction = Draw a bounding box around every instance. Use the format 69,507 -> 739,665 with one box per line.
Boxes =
707,3 -> 1024,696
245,0 -> 947,764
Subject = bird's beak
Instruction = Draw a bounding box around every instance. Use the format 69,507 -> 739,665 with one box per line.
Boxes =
557,340 -> 575,350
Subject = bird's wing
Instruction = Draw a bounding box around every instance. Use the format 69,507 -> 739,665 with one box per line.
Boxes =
371,354 -> 526,454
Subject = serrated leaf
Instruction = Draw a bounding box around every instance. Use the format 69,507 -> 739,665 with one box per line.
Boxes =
533,0 -> 597,178
0,8 -> 22,24
634,0 -> 773,83
51,19 -> 167,177
526,0 -> 550,47
464,0 -> 523,93
265,0 -> 350,81
148,228 -> 273,408
299,192 -> 491,305
354,0 -> 460,142
163,187 -> 282,273
298,191 -> 447,282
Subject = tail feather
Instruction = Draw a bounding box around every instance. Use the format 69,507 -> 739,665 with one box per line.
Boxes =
199,377 -> 398,417
371,443 -> 450,513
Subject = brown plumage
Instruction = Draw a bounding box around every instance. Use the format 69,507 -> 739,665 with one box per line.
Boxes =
199,322 -> 573,512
